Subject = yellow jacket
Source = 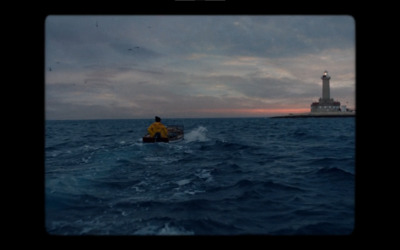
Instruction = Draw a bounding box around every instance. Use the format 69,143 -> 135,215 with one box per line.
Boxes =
147,122 -> 168,138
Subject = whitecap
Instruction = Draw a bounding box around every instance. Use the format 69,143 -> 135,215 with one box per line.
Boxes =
176,179 -> 191,186
185,126 -> 209,142
158,223 -> 194,235
195,169 -> 213,182
184,190 -> 205,195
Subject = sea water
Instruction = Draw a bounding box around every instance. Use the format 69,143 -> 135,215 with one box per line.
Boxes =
45,117 -> 355,235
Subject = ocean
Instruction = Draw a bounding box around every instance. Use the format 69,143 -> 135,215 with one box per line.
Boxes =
45,117 -> 355,235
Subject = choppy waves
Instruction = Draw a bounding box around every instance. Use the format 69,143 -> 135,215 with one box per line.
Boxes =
45,118 -> 355,235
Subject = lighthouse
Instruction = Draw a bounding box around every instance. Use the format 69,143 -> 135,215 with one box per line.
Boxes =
271,70 -> 354,118
322,70 -> 331,101
310,70 -> 341,112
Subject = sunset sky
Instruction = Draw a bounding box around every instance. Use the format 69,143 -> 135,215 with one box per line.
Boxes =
45,15 -> 355,120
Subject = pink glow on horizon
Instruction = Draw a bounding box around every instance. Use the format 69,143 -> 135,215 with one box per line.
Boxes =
193,108 -> 310,116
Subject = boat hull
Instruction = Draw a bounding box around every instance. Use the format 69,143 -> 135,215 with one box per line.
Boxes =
142,136 -> 170,143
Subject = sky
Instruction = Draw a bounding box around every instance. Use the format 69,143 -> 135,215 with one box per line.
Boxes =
45,15 -> 355,120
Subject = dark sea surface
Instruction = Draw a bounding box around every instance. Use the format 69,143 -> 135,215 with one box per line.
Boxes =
45,117 -> 355,235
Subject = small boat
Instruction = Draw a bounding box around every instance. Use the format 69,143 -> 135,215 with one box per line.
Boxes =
142,125 -> 184,143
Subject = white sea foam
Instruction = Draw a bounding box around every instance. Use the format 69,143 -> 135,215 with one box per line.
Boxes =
195,169 -> 213,182
176,179 -> 191,186
185,126 -> 209,142
158,223 -> 194,235
134,223 -> 194,235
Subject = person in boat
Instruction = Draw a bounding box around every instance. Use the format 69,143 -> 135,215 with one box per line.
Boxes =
147,116 -> 168,139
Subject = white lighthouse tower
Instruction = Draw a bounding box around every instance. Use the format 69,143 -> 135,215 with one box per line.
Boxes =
311,70 -> 341,112
321,70 -> 331,102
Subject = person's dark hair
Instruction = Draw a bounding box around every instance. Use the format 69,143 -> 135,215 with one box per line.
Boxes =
155,116 -> 161,122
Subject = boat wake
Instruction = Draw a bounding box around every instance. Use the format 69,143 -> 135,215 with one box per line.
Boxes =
184,126 -> 209,142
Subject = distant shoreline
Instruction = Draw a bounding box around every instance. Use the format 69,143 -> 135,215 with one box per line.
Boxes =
270,112 -> 355,119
